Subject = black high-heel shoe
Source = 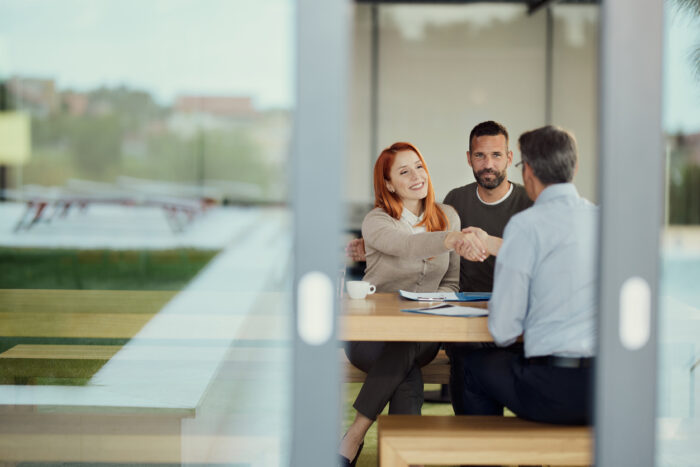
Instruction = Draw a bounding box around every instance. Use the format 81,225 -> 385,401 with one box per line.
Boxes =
338,441 -> 364,467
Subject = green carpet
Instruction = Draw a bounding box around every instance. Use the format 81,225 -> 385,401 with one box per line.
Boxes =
342,383 -> 456,467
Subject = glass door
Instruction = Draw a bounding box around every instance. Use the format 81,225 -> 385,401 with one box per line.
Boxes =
656,0 -> 700,465
596,0 -> 700,465
0,1 -> 347,466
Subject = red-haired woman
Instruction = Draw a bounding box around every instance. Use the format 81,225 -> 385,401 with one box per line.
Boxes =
340,142 -> 466,466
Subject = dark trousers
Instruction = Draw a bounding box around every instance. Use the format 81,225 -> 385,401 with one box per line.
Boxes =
452,347 -> 592,425
446,342 -> 522,415
345,341 -> 440,420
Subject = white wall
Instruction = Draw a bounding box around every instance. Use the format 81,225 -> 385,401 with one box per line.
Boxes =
346,3 -> 600,206
551,5 -> 599,202
345,6 -> 374,205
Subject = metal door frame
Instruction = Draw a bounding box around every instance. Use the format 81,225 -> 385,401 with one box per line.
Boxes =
291,0 -> 350,466
596,0 -> 664,465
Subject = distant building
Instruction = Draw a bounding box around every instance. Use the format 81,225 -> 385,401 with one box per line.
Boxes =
61,92 -> 89,116
169,95 -> 259,138
7,76 -> 58,117
174,96 -> 257,119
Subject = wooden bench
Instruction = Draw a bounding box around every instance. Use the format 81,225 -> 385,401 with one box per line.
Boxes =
378,415 -> 593,466
342,349 -> 450,384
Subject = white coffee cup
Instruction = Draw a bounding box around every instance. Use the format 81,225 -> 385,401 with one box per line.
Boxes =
346,281 -> 376,300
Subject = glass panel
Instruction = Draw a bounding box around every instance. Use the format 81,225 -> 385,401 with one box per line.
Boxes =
0,1 -> 294,464
657,1 -> 700,465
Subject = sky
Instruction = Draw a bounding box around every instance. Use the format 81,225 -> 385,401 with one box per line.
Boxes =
0,0 -> 698,132
0,0 -> 295,109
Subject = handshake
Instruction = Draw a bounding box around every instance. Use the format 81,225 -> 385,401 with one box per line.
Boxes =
443,227 -> 499,262
346,226 -> 501,263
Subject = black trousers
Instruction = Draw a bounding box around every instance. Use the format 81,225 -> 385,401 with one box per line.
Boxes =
454,347 -> 592,425
446,341 -> 523,416
345,341 -> 440,420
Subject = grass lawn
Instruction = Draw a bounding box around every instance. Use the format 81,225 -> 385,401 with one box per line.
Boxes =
0,357 -> 98,385
0,247 -> 218,290
0,247 -> 217,385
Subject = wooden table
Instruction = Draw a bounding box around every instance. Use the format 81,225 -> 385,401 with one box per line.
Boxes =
341,293 -> 491,342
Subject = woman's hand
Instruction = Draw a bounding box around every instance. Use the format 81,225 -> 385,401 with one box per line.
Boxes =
444,231 -> 487,261
443,231 -> 462,251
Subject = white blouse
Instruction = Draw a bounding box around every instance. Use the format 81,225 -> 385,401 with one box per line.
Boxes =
399,208 -> 427,233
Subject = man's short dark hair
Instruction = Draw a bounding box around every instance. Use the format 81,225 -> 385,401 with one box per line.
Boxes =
518,125 -> 578,184
469,120 -> 509,153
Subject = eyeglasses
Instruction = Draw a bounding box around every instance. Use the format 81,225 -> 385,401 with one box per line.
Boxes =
515,160 -> 524,169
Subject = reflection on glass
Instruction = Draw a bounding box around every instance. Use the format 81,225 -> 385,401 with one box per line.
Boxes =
0,1 -> 293,465
658,0 -> 700,465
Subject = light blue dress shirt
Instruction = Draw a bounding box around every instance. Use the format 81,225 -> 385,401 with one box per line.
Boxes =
488,183 -> 598,358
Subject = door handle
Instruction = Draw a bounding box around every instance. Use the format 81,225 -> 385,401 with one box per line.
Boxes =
297,271 -> 334,345
619,276 -> 651,350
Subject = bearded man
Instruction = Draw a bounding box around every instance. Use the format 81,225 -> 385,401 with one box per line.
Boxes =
438,120 -> 532,414
443,120 -> 532,293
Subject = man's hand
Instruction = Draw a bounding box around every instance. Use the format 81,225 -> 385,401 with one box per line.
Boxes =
455,228 -> 489,262
346,238 -> 366,262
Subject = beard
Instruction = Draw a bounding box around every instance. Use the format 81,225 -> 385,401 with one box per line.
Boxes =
474,168 -> 507,189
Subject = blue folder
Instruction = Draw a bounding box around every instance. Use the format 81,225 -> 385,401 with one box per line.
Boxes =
398,289 -> 491,302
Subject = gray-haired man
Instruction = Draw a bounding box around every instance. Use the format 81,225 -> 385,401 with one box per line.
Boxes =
452,125 -> 597,424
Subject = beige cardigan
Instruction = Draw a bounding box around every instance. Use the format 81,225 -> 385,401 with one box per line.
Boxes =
361,203 -> 460,293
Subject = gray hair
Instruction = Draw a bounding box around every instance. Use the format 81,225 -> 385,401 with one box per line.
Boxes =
518,125 -> 578,184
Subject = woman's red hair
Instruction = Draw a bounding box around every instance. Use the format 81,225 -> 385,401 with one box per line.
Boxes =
373,142 -> 448,232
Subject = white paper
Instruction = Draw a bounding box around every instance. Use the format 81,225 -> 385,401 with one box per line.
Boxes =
401,303 -> 488,317
399,290 -> 460,301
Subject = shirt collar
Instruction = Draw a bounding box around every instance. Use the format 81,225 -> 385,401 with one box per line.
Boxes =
400,207 -> 424,226
535,183 -> 580,205
476,181 -> 514,206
